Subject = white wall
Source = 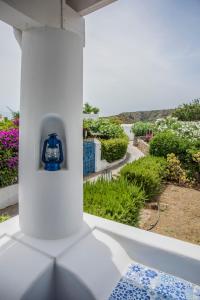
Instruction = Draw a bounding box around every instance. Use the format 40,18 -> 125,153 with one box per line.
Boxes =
94,139 -> 126,173
121,124 -> 134,141
0,184 -> 18,209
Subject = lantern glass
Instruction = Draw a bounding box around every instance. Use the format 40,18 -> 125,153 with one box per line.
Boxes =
45,146 -> 60,161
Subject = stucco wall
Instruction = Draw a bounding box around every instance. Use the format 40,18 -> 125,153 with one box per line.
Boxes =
94,139 -> 126,173
121,124 -> 134,141
0,184 -> 18,209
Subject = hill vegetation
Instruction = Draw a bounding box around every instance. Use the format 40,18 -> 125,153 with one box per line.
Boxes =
172,99 -> 200,121
109,109 -> 174,124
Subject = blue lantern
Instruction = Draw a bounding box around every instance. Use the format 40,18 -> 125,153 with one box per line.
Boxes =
42,133 -> 63,171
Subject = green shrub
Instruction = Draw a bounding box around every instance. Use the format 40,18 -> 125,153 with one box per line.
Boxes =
83,118 -> 93,129
132,121 -> 155,137
172,99 -> 200,121
101,137 -> 128,162
149,131 -> 192,162
84,178 -> 145,226
0,119 -> 15,130
0,167 -> 18,188
84,118 -> 126,139
149,130 -> 200,183
120,156 -> 167,199
0,214 -> 10,223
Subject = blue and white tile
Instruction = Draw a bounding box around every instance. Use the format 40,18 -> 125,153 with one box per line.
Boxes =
109,262 -> 200,300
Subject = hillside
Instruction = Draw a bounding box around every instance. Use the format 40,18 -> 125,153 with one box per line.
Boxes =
110,109 -> 174,124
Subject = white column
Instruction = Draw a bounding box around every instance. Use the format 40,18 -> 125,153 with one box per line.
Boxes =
19,27 -> 83,239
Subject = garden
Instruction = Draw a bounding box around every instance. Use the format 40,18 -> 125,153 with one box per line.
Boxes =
132,100 -> 200,186
84,156 -> 167,226
83,118 -> 129,163
0,99 -> 199,245
84,99 -> 200,243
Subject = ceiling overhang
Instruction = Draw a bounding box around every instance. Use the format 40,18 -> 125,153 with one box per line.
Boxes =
66,0 -> 117,16
0,0 -> 117,35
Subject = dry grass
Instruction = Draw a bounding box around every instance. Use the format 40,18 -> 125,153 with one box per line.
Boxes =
139,184 -> 200,245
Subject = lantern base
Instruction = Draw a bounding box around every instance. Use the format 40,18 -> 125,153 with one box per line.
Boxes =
44,162 -> 61,171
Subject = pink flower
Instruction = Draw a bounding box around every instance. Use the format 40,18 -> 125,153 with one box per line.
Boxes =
13,118 -> 19,127
0,128 -> 19,151
7,156 -> 18,169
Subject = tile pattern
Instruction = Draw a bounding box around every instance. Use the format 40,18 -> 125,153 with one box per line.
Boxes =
109,263 -> 200,300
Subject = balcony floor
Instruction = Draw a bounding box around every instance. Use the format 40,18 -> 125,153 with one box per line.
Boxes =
0,213 -> 199,299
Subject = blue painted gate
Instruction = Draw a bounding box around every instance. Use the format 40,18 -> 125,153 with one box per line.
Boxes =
83,141 -> 95,176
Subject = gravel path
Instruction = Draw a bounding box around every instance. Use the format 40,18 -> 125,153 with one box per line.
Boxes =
86,142 -> 144,182
111,142 -> 144,177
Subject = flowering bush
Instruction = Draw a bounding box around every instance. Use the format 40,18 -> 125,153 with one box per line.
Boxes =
185,149 -> 200,182
83,118 -> 126,139
149,128 -> 200,183
166,154 -> 190,186
145,131 -> 153,143
83,118 -> 128,162
154,117 -> 200,142
12,118 -> 19,127
192,151 -> 200,164
0,126 -> 19,188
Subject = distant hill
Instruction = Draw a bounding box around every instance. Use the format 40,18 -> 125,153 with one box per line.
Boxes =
109,109 -> 175,124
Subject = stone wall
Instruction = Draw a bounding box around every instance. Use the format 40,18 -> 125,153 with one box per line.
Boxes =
137,138 -> 149,155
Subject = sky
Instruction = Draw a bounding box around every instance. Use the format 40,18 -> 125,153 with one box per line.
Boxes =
0,0 -> 200,116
